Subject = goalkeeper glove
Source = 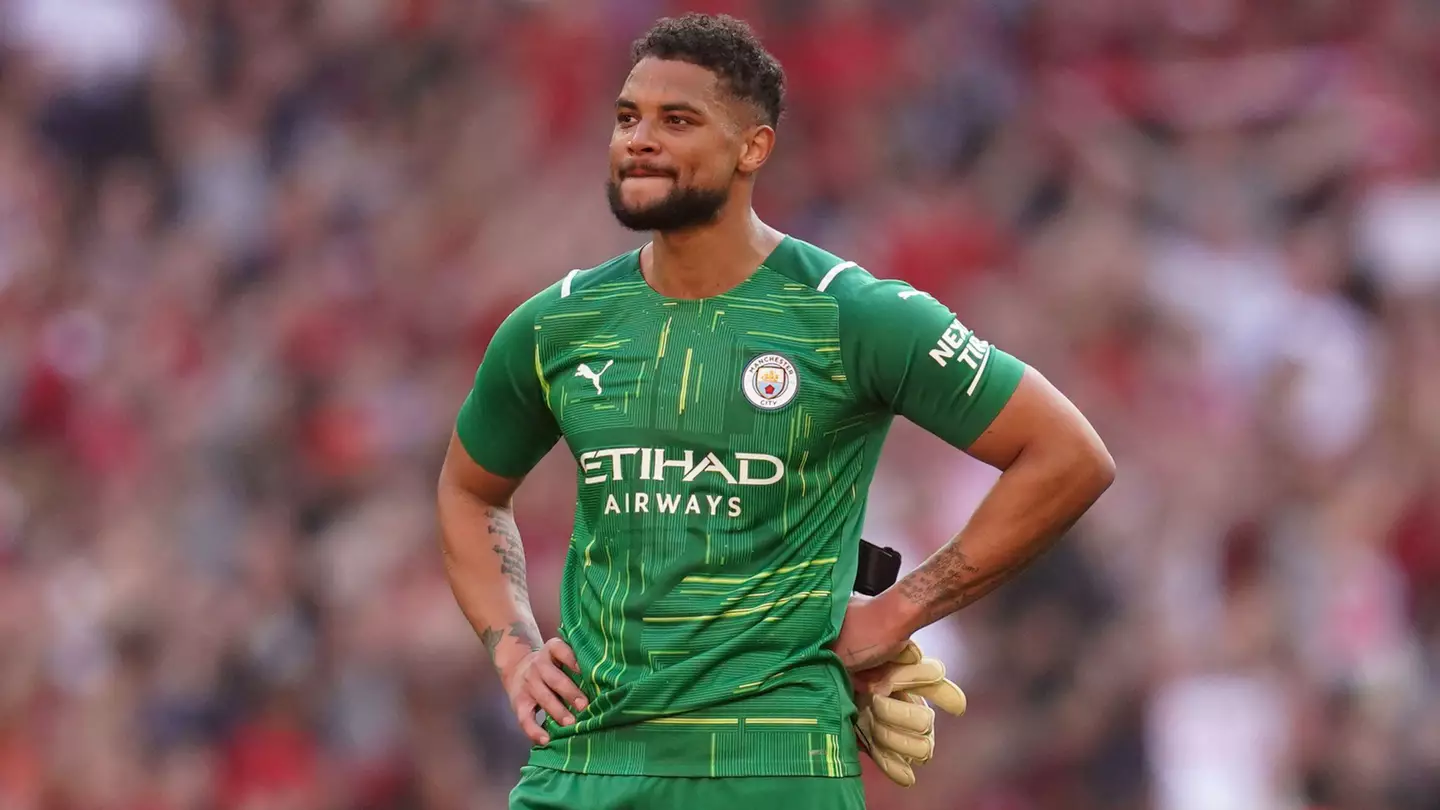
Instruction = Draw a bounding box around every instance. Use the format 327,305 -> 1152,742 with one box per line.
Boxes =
853,640 -> 968,787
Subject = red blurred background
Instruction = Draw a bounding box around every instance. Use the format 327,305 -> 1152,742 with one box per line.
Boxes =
1,1 -> 1439,809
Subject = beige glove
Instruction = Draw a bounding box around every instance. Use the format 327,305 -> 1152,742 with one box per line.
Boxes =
853,640 -> 968,787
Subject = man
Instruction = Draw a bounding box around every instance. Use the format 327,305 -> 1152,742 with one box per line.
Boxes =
437,13 -> 1114,809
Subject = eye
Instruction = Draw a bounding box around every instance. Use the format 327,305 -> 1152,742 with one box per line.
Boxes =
616,112 -> 638,126
665,115 -> 692,127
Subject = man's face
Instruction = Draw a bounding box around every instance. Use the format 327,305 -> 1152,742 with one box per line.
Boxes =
607,58 -> 744,232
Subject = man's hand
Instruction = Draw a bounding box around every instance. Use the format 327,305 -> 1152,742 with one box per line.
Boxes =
832,594 -> 910,673
500,637 -> 590,746
853,640 -> 968,787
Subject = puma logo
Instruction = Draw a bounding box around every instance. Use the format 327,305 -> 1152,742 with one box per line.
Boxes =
575,360 -> 614,395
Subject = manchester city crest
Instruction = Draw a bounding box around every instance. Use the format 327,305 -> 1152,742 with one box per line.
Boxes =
742,353 -> 798,410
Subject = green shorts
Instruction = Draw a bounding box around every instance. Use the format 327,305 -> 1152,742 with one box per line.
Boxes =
509,765 -> 866,810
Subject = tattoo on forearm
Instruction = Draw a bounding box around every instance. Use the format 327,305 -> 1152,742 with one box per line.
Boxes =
898,539 -> 1050,627
481,625 -> 506,660
510,620 -> 543,653
486,507 -> 530,600
480,621 -> 544,664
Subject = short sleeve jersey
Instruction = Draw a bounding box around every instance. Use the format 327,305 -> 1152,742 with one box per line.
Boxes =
456,236 -> 1024,778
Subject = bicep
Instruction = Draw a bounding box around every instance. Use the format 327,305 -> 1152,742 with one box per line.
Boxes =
964,366 -> 1109,472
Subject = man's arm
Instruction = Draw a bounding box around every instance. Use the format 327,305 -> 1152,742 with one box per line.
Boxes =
437,431 -> 544,676
438,431 -> 588,744
439,283 -> 584,745
878,366 -> 1114,635
830,273 -> 1113,670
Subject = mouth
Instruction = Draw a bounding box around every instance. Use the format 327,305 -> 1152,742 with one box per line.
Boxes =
621,167 -> 674,180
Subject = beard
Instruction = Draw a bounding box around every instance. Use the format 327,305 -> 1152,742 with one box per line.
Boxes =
606,176 -> 730,232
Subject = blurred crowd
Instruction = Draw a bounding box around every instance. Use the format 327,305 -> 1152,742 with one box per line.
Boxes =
2,0 -> 1439,808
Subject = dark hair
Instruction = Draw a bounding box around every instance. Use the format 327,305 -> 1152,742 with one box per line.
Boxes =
630,13 -> 786,127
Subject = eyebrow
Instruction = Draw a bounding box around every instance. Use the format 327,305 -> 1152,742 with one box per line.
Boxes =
615,98 -> 706,117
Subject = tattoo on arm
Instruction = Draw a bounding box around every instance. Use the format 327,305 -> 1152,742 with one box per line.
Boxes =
899,518 -> 1079,626
481,626 -> 506,660
480,622 -> 544,664
510,621 -> 543,653
486,507 -> 530,600
897,544 -> 1025,627
897,545 -> 981,626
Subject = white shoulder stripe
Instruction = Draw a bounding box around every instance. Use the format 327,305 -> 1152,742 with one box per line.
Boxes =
560,269 -> 582,298
967,343 -> 992,396
816,261 -> 856,292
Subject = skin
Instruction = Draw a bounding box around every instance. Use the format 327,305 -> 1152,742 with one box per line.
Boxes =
437,56 -> 1116,746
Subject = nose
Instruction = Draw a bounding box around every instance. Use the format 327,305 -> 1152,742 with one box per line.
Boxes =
625,119 -> 659,156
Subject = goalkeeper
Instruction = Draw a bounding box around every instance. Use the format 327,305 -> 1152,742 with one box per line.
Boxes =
436,12 -> 1115,810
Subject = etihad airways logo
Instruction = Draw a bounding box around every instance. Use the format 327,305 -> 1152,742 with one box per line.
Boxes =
580,448 -> 783,485
579,447 -> 785,517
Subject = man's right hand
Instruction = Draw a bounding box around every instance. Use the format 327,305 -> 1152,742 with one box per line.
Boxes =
501,637 -> 590,746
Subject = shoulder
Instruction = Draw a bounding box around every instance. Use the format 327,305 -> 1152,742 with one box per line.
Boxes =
553,249 -> 643,301
504,249 -> 644,323
764,237 -> 923,316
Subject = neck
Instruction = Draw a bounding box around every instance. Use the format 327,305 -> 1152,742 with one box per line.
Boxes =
642,205 -> 785,299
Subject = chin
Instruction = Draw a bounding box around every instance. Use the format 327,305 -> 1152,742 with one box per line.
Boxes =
611,211 -> 666,231
621,193 -> 667,211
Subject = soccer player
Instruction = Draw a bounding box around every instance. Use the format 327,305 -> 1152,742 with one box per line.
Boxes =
437,13 -> 1114,809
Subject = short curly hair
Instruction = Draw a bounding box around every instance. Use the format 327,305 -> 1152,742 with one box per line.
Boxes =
630,13 -> 786,128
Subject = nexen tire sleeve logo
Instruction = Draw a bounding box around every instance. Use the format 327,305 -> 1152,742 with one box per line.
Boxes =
928,318 -> 992,395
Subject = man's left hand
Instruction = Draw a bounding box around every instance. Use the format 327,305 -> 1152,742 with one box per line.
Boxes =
852,640 -> 969,787
831,594 -> 910,673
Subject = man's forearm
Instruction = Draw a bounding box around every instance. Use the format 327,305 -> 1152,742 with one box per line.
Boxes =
438,481 -> 543,675
880,439 -> 1114,635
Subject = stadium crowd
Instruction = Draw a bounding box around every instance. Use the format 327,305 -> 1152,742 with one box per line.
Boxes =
1,1 -> 1439,808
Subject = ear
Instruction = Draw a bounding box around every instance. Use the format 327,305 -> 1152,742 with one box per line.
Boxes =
737,124 -> 776,176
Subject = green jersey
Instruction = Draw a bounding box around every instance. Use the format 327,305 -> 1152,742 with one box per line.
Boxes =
456,236 -> 1024,779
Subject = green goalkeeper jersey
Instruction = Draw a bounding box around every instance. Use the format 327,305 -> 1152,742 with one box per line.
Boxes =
456,236 -> 1024,778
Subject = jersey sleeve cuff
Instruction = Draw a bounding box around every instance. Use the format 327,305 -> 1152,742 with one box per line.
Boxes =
953,348 -> 1026,449
455,393 -> 527,479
